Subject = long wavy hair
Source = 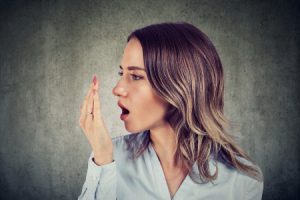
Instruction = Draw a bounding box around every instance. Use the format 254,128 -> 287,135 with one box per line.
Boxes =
124,22 -> 263,183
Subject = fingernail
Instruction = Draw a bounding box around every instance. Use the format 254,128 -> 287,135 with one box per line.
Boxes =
92,75 -> 97,86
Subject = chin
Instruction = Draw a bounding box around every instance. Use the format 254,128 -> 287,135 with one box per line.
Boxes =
124,123 -> 147,134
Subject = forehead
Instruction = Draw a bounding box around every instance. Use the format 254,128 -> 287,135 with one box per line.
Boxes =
121,38 -> 145,69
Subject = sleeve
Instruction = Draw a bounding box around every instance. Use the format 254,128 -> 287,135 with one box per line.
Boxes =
245,178 -> 264,200
77,152 -> 116,200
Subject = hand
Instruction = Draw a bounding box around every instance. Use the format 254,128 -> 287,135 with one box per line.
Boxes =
79,74 -> 113,165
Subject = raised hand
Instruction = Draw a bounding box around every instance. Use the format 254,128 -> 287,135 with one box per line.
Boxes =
79,75 -> 113,165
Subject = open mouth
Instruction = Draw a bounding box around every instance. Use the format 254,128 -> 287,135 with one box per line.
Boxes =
118,102 -> 130,120
121,107 -> 130,115
120,108 -> 130,121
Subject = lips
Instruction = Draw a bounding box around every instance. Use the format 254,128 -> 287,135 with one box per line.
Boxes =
118,101 -> 130,120
118,102 -> 130,113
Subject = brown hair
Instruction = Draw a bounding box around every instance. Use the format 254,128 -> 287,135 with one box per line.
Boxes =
124,22 -> 263,183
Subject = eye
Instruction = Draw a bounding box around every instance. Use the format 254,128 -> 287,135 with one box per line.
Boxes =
118,71 -> 143,80
131,74 -> 143,80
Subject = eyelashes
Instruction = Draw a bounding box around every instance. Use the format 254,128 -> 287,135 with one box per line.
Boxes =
118,71 -> 143,81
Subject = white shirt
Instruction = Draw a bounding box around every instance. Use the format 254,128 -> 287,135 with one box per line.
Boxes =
78,131 -> 263,200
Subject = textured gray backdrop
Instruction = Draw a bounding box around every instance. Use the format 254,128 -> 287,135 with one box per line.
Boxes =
0,0 -> 299,199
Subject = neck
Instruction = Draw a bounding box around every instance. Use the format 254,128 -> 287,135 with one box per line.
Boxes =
149,123 -> 178,168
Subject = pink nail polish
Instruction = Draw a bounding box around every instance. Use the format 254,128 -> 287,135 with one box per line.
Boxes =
92,75 -> 97,86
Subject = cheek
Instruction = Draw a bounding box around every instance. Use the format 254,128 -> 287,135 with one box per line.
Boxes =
132,87 -> 168,121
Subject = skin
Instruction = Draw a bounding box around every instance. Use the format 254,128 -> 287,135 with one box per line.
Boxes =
113,38 -> 189,197
79,37 -> 188,197
79,78 -> 113,165
112,37 -> 178,168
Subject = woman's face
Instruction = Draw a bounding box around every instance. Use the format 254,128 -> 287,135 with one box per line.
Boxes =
112,38 -> 169,133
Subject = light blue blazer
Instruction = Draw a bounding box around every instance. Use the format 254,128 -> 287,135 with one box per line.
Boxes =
78,131 -> 263,200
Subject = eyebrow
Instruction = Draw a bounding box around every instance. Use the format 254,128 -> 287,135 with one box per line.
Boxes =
119,65 -> 145,71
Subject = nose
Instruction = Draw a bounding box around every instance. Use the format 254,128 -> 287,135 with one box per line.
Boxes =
112,84 -> 128,97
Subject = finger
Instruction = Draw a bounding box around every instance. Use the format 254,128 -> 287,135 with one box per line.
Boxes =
90,75 -> 99,117
80,83 -> 94,125
81,83 -> 93,112
93,89 -> 101,121
85,91 -> 94,131
93,75 -> 99,91
86,88 -> 94,116
79,103 -> 86,127
92,76 -> 100,120
86,83 -> 94,98
81,82 -> 94,113
79,96 -> 89,127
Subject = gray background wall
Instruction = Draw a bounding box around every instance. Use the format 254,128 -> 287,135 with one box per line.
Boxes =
0,0 -> 299,199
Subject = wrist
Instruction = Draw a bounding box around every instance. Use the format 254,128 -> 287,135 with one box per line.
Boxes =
93,154 -> 113,166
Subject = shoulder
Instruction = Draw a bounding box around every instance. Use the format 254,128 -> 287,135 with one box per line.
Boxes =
212,157 -> 264,199
213,156 -> 263,182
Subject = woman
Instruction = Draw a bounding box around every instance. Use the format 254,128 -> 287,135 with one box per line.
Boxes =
78,22 -> 263,200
